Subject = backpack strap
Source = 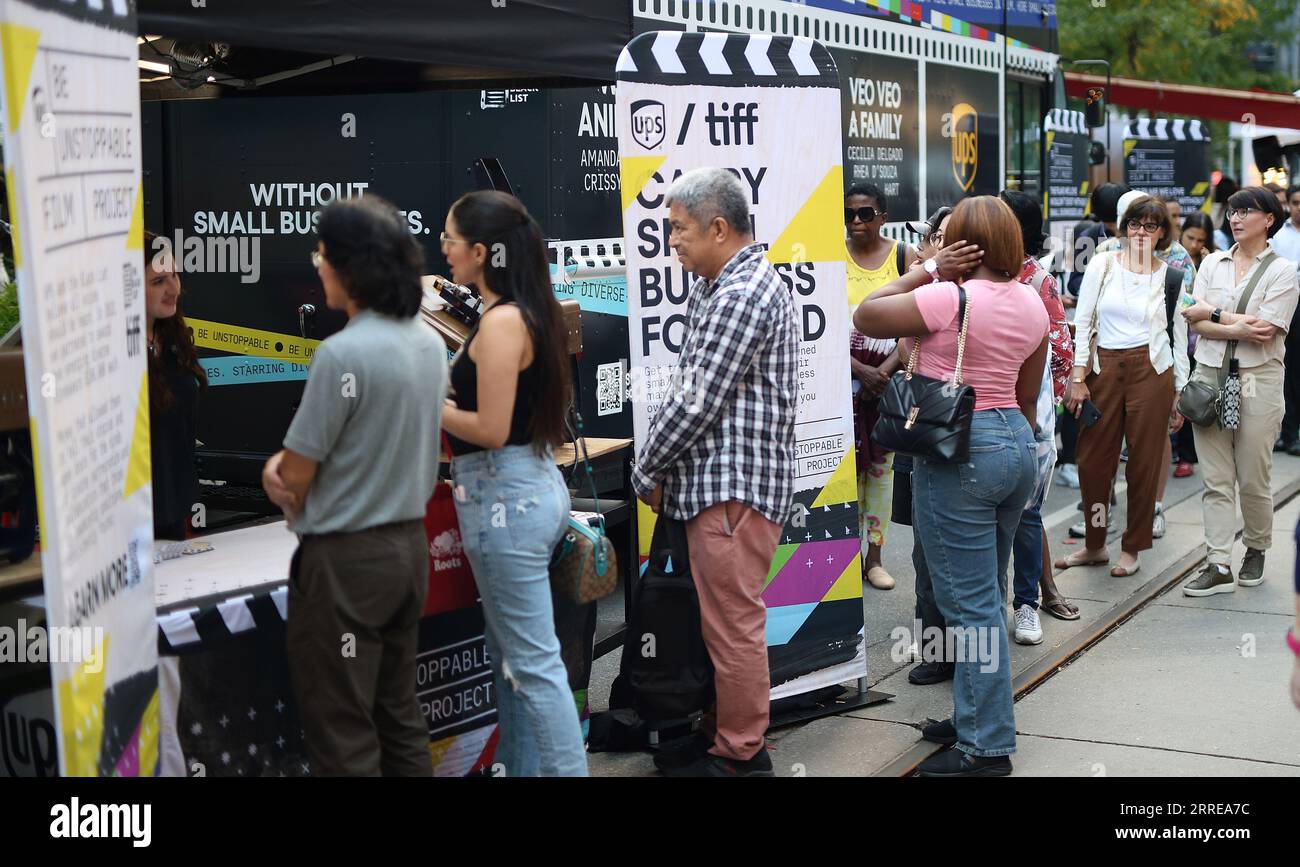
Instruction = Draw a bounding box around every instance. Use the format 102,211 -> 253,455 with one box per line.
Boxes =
894,241 -> 905,275
1163,264 -> 1185,347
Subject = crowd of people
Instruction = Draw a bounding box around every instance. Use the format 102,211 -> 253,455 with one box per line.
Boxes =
143,162 -> 1300,778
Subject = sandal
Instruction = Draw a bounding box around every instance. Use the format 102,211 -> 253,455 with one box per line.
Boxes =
1041,597 -> 1081,621
1109,562 -> 1140,577
1054,551 -> 1108,570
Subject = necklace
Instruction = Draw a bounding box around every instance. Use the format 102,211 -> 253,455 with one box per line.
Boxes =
1118,253 -> 1156,327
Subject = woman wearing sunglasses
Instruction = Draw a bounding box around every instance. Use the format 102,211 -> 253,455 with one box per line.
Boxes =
1180,187 -> 1299,596
1060,196 -> 1189,579
845,183 -> 916,591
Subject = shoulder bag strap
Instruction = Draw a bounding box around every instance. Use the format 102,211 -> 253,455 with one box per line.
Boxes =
1221,250 -> 1279,377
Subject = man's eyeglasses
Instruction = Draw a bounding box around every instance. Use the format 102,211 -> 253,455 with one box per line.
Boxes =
1227,207 -> 1260,220
1126,220 -> 1165,234
845,206 -> 881,225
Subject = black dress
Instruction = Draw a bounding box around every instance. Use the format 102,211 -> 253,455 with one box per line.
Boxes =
151,345 -> 200,539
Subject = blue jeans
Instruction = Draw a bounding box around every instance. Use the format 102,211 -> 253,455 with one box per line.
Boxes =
1011,504 -> 1043,611
452,444 -> 588,777
913,409 -> 1037,757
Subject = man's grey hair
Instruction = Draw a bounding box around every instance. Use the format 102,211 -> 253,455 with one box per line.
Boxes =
665,167 -> 752,237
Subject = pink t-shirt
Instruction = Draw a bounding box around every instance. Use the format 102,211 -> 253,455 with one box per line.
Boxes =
910,279 -> 1049,411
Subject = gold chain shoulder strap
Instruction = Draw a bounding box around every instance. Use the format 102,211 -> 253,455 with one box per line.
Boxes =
904,285 -> 969,383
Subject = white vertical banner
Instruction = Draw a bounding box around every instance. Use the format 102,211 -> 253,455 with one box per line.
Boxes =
617,32 -> 867,698
0,0 -> 158,775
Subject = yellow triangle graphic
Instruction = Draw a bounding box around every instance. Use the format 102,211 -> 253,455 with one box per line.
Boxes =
619,155 -> 667,213
428,733 -> 460,772
1200,194 -> 1213,215
810,448 -> 857,508
822,555 -> 864,602
1190,181 -> 1209,197
0,23 -> 40,135
767,164 -> 845,266
1123,139 -> 1137,158
123,370 -> 151,499
637,500 -> 657,560
1041,191 -> 1049,220
6,168 -> 19,270
125,185 -> 144,250
1078,180 -> 1090,197
58,636 -> 109,777
1045,131 -> 1055,152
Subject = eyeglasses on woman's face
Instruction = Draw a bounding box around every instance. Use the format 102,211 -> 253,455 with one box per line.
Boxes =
1227,207 -> 1260,221
1126,220 -> 1164,235
439,231 -> 471,249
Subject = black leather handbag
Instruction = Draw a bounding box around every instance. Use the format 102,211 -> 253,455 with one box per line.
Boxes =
870,286 -> 976,463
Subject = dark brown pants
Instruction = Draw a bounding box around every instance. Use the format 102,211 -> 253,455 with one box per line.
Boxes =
1077,347 -> 1173,553
287,519 -> 432,777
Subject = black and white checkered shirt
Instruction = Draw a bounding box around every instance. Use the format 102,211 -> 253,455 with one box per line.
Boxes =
632,243 -> 800,525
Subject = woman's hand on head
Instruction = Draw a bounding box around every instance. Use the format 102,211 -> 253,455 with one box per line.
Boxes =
933,241 -> 983,282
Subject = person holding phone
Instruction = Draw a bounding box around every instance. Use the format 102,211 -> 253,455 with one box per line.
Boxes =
1059,196 -> 1189,578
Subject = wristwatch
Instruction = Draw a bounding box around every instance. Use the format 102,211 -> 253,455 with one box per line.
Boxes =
1211,307 -> 1223,324
923,258 -> 939,277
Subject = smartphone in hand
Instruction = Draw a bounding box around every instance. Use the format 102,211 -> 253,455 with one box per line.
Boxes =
1078,399 -> 1103,427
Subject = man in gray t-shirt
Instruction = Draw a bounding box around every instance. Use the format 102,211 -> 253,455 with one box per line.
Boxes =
281,310 -> 446,534
261,195 -> 445,776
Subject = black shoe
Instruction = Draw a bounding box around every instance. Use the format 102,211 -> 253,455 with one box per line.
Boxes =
1275,436 -> 1296,453
916,747 -> 1013,777
667,745 -> 775,777
652,733 -> 713,774
908,661 -> 955,685
921,718 -> 957,746
1289,444 -> 1300,458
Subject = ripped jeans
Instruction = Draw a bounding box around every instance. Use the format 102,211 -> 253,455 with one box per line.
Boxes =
451,444 -> 588,776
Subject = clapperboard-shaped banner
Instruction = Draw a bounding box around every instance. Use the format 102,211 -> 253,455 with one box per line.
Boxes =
617,32 -> 868,700
1043,108 -> 1090,223
1124,117 -> 1213,216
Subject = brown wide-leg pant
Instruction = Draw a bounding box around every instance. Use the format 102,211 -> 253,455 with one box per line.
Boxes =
1077,347 -> 1173,553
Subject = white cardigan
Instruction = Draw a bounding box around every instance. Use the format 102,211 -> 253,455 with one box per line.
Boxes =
1072,250 -> 1189,392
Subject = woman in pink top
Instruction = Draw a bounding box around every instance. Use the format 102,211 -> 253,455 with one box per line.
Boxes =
854,196 -> 1048,777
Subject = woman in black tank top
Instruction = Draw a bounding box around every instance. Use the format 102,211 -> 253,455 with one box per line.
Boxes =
437,191 -> 588,776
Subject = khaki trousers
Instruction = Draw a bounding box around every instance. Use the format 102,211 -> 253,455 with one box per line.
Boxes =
1191,359 -> 1285,564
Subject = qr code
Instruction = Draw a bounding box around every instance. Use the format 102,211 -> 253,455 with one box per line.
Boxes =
597,361 -> 624,416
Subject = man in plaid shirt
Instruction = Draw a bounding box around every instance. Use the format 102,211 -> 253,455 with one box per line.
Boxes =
632,167 -> 799,777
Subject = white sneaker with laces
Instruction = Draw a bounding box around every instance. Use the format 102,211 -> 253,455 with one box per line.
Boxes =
1056,464 -> 1080,488
1013,604 -> 1043,645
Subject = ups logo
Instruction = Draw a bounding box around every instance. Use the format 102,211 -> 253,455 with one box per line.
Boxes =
949,103 -> 978,192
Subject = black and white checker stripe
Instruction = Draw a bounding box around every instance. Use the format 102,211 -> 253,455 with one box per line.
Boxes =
158,582 -> 288,655
1044,108 -> 1086,135
616,31 -> 839,88
1125,118 -> 1209,141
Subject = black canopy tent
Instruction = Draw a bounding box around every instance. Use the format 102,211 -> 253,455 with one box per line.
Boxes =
137,0 -> 632,88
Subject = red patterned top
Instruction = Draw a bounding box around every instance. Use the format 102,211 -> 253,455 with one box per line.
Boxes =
1018,257 -> 1073,404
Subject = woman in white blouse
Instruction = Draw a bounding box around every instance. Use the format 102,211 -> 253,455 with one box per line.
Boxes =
1059,196 -> 1189,577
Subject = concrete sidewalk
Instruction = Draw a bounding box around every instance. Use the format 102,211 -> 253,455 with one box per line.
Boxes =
586,452 -> 1300,777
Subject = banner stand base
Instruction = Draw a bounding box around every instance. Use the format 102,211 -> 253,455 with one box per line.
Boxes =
769,682 -> 892,731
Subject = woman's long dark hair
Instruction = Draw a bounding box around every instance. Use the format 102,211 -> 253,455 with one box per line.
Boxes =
1181,212 -> 1217,256
449,191 -> 570,452
145,230 -> 207,414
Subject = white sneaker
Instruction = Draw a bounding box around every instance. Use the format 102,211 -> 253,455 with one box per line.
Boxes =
1013,604 -> 1043,645
1152,504 -> 1165,539
1056,464 -> 1080,488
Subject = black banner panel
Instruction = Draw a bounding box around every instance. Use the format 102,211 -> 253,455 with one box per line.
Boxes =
924,64 -> 1001,207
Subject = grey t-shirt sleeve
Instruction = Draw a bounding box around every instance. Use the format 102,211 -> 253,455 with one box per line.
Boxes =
283,342 -> 351,462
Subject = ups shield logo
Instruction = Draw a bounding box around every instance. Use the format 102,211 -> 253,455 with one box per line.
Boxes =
951,103 -> 978,192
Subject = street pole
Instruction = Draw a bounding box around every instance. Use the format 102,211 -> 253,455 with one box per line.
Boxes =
1067,58 -> 1113,183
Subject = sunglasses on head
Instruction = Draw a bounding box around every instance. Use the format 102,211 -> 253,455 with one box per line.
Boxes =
845,206 -> 881,224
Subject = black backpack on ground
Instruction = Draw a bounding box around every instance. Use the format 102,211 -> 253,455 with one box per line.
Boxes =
611,515 -> 714,724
